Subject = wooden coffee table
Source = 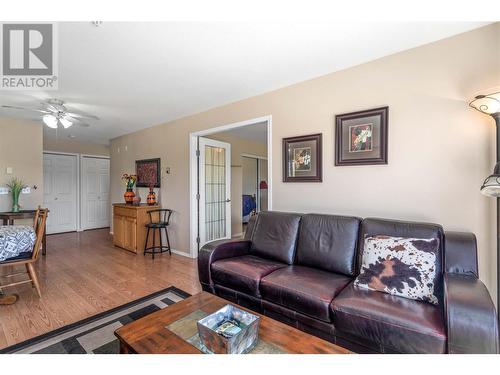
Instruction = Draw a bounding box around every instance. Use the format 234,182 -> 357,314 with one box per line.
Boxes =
114,291 -> 350,354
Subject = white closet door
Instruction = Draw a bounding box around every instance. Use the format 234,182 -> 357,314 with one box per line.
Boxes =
43,153 -> 78,234
81,157 -> 110,230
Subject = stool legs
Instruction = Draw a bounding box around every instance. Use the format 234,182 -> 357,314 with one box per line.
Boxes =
144,226 -> 171,258
152,228 -> 156,260
165,227 -> 172,255
144,227 -> 151,256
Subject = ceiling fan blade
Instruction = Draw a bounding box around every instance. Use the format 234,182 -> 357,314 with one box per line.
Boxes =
64,115 -> 90,127
46,104 -> 60,113
66,112 -> 99,120
1,105 -> 50,114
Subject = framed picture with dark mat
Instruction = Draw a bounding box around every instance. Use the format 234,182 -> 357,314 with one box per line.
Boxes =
136,158 -> 161,187
283,133 -> 322,182
335,106 -> 388,166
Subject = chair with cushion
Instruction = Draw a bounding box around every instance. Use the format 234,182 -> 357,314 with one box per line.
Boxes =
144,209 -> 173,259
0,207 -> 48,297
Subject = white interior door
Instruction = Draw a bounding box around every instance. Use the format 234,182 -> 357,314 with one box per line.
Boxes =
81,157 -> 110,230
43,153 -> 78,234
198,137 -> 231,247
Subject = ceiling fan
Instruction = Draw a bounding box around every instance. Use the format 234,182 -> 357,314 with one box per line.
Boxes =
1,99 -> 99,129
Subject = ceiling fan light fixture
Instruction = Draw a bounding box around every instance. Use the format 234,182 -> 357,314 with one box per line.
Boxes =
43,114 -> 58,129
60,117 -> 73,128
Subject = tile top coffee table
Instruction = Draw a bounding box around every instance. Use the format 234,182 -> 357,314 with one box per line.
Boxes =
114,291 -> 351,354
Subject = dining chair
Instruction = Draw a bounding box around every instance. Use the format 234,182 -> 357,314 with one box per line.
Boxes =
0,207 -> 48,297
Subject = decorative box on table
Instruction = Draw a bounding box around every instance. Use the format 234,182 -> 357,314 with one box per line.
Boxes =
197,304 -> 260,354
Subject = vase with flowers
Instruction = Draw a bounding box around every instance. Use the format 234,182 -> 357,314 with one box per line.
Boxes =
7,177 -> 27,213
121,174 -> 137,204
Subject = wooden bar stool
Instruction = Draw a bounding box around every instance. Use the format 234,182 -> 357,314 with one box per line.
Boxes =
144,209 -> 173,259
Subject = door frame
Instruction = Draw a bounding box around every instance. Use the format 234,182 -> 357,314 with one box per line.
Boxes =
43,151 -> 80,233
80,155 -> 111,231
189,115 -> 272,258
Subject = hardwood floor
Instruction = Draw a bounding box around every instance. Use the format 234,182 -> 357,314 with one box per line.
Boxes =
0,229 -> 201,350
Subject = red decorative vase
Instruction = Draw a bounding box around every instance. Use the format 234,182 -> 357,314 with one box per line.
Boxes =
147,188 -> 156,206
124,188 -> 135,205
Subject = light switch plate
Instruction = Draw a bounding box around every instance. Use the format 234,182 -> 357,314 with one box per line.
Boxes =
6,167 -> 13,174
0,186 -> 9,195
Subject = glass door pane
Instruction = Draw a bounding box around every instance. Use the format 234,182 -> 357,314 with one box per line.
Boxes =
205,145 -> 226,241
198,137 -> 231,246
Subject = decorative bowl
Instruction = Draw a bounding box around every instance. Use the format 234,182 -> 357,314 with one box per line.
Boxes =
197,304 -> 260,354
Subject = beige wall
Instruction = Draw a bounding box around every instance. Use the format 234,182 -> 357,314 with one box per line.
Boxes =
43,138 -> 110,156
110,24 -> 500,302
0,118 -> 43,213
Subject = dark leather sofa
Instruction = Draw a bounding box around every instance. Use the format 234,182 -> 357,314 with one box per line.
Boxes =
198,211 -> 499,354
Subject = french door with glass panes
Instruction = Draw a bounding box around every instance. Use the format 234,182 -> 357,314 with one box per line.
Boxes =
198,137 -> 231,247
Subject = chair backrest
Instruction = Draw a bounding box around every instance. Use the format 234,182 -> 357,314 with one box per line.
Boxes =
147,209 -> 173,225
32,207 -> 48,260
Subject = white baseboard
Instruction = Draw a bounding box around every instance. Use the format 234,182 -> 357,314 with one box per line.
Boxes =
171,249 -> 197,259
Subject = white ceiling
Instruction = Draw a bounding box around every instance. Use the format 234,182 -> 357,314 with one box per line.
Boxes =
0,22 -> 489,145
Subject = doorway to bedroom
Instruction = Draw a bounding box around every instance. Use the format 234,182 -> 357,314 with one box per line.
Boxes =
189,116 -> 272,256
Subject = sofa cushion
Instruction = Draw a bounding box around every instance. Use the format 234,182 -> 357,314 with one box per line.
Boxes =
296,214 -> 361,276
250,211 -> 301,264
331,283 -> 446,353
358,218 -> 444,303
355,235 -> 439,304
211,255 -> 287,297
260,266 -> 352,322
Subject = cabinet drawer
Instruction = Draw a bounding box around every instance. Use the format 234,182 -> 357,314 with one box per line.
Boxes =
114,206 -> 137,218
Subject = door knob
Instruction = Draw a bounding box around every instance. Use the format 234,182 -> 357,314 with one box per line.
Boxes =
54,197 -> 58,200
225,199 -> 231,203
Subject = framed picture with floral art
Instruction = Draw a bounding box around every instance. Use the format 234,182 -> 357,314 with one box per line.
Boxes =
283,133 -> 322,182
335,106 -> 388,166
136,158 -> 161,187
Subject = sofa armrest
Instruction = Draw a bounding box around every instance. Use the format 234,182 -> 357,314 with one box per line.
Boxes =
198,239 -> 251,290
444,273 -> 499,353
444,231 -> 478,277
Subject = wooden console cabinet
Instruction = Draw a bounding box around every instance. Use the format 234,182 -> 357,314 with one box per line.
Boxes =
112,204 -> 159,253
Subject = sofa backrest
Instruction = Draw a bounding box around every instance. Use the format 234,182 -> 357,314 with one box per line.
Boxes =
244,214 -> 257,240
296,214 -> 361,276
358,218 -> 445,301
249,211 -> 301,264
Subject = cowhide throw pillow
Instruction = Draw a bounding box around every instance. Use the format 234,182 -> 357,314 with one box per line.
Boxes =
354,235 -> 439,305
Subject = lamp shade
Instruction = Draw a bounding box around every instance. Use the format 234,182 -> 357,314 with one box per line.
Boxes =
59,117 -> 73,128
481,162 -> 500,197
469,91 -> 500,115
42,114 -> 58,129
259,180 -> 268,189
